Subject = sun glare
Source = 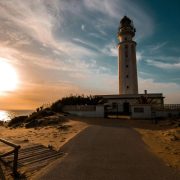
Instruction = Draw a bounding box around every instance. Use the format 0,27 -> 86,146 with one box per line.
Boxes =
0,58 -> 19,94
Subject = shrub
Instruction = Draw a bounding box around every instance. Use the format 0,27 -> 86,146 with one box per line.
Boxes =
8,116 -> 28,127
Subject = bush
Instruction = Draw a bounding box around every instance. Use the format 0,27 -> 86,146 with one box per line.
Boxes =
25,108 -> 54,123
50,95 -> 102,112
8,116 -> 28,127
51,100 -> 62,112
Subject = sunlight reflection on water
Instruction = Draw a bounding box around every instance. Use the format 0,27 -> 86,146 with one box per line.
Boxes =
0,110 -> 33,122
0,110 -> 11,121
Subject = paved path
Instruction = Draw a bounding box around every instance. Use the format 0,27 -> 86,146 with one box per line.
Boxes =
35,125 -> 180,180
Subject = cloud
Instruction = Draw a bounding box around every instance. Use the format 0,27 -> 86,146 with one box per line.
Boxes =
147,59 -> 180,69
2,0 -> 179,108
83,0 -> 154,39
0,81 -> 86,110
88,32 -> 106,40
138,77 -> 180,103
101,40 -> 117,57
136,51 -> 143,62
138,77 -> 180,93
72,38 -> 100,52
0,0 -> 62,46
81,24 -> 85,31
150,42 -> 168,52
83,0 -> 120,18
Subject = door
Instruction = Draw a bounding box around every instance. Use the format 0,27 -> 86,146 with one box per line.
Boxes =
123,102 -> 130,114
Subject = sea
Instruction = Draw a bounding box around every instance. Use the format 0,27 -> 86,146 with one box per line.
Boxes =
0,110 -> 33,122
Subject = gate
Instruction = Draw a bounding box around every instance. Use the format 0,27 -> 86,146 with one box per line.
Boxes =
104,102 -> 131,118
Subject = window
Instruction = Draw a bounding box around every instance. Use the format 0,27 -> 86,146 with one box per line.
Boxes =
126,65 -> 128,68
126,75 -> 129,78
127,86 -> 129,89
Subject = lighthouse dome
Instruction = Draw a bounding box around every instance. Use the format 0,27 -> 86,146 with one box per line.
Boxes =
118,16 -> 136,37
120,16 -> 132,26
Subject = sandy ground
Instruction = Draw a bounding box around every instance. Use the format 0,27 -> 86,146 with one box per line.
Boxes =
0,119 -> 88,152
0,118 -> 88,179
112,118 -> 180,170
0,117 -> 179,179
136,124 -> 180,170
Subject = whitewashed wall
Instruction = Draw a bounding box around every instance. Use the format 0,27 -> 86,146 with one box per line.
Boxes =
131,105 -> 152,119
63,105 -> 104,117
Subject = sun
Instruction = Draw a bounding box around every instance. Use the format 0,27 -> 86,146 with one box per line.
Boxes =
0,58 -> 19,94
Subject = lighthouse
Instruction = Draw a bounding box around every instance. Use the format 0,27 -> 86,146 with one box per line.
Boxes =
117,16 -> 138,94
96,16 -> 164,117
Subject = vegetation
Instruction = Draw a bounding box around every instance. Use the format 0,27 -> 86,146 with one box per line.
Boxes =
8,116 -> 28,127
51,95 -> 102,112
8,95 -> 102,127
25,108 -> 54,123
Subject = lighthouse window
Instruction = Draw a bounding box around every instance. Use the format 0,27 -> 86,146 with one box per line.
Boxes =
126,75 -> 129,78
126,65 -> 128,68
127,86 -> 129,89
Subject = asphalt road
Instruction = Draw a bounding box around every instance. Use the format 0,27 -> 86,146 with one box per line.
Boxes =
35,124 -> 180,180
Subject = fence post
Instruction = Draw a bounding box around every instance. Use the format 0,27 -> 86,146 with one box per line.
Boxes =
13,147 -> 19,176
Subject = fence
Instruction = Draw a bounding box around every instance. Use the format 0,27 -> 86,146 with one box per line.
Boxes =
164,104 -> 180,110
0,138 -> 21,176
62,105 -> 104,117
63,105 -> 96,112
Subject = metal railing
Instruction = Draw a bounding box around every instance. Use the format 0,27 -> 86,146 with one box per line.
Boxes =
164,104 -> 180,110
0,138 -> 21,176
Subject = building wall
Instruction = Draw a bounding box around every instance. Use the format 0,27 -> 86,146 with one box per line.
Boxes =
131,106 -> 180,119
131,105 -> 152,119
105,98 -> 138,113
62,105 -> 104,117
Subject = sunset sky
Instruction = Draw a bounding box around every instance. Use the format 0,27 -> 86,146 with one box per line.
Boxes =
0,0 -> 180,110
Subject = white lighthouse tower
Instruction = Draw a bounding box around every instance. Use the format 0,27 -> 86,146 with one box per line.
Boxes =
118,16 -> 138,94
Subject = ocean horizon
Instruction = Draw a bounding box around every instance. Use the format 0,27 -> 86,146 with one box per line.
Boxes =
0,109 -> 34,122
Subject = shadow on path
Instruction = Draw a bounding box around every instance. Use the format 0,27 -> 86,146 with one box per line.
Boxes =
68,116 -> 178,131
